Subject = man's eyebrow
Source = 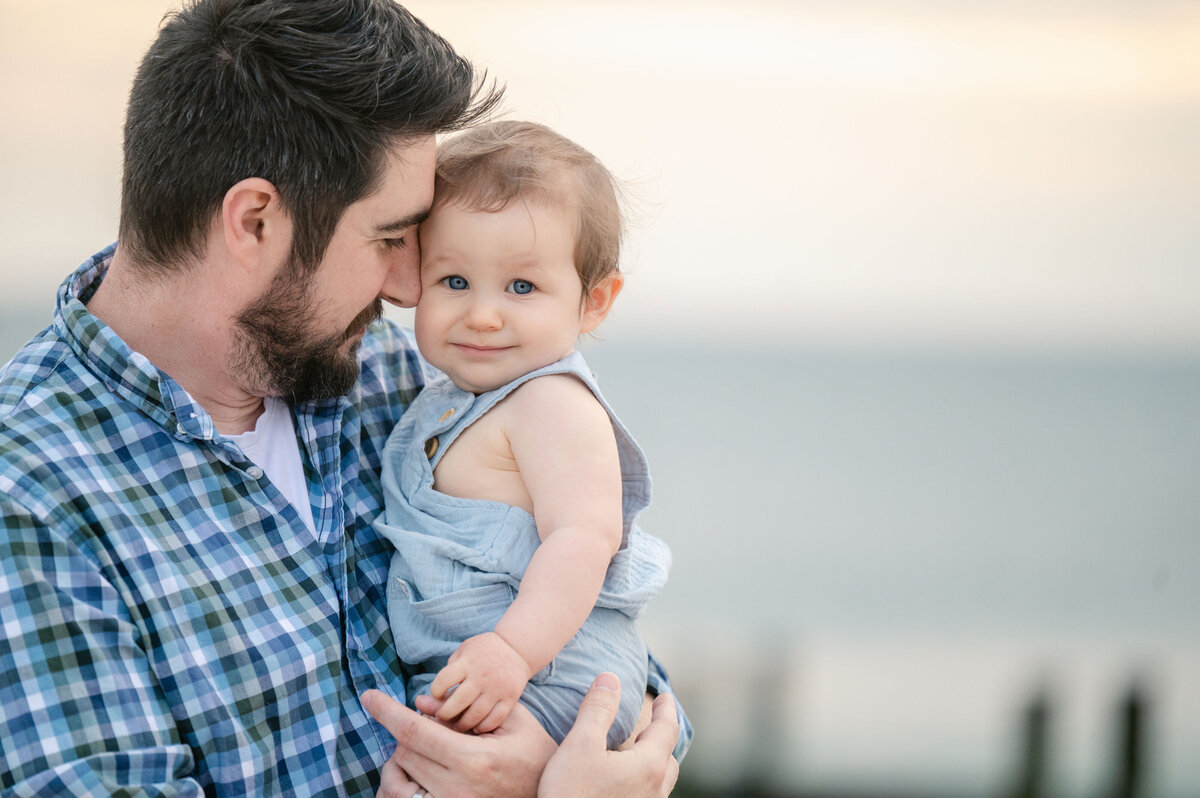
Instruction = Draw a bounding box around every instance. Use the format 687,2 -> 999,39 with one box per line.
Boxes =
373,207 -> 431,235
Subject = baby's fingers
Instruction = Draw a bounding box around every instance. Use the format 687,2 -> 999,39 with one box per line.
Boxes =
473,700 -> 513,734
430,661 -> 466,700
435,679 -> 480,723
453,694 -> 500,733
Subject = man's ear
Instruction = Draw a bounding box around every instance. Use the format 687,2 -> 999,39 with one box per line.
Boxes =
221,177 -> 290,272
580,272 -> 624,334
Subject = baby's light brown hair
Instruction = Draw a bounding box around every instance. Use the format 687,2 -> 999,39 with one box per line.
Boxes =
433,120 -> 623,294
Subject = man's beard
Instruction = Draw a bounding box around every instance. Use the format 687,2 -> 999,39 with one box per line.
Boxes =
231,259 -> 383,404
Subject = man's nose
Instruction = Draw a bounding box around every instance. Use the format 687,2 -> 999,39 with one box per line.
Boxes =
379,238 -> 422,308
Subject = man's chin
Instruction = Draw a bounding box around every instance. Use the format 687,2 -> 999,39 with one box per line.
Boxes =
282,351 -> 362,404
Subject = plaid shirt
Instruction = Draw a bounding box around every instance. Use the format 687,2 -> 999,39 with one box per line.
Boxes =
0,246 -> 689,797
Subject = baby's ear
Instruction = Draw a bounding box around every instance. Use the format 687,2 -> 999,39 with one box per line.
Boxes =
580,272 -> 624,334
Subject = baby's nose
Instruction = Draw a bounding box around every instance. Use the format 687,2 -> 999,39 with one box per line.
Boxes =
465,298 -> 503,330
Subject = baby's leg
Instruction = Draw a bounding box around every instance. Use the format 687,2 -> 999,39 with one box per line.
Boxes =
518,681 -> 590,745
521,607 -> 649,748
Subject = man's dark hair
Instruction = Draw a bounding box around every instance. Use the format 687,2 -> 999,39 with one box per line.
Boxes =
119,0 -> 502,273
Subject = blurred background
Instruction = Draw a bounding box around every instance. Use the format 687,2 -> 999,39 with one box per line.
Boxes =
2,1 -> 1198,796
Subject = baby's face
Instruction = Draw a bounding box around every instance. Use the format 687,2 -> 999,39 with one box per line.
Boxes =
414,199 -> 588,393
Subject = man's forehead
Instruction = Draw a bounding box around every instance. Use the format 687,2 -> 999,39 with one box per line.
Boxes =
382,136 -> 438,184
354,137 -> 437,226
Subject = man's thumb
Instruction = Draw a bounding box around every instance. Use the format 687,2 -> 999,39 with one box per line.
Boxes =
565,672 -> 622,748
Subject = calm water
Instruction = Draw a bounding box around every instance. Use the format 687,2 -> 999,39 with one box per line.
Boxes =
3,308 -> 1198,796
585,338 -> 1200,797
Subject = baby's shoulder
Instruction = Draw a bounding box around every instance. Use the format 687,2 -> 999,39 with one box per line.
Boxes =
505,371 -> 598,410
492,372 -> 607,431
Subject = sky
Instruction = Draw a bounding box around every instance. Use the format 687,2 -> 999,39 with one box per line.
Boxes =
1,0 -> 1198,351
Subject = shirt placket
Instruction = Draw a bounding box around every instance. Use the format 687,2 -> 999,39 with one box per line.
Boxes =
297,401 -> 396,757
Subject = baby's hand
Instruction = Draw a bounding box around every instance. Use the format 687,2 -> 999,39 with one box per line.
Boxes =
429,631 -> 533,734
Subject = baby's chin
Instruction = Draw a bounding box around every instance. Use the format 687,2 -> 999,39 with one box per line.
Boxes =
427,362 -> 516,395
447,374 -> 504,395
438,354 -> 573,396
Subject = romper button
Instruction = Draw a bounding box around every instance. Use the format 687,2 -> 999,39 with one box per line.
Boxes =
424,437 -> 439,459
439,408 -> 456,422
246,465 -> 265,480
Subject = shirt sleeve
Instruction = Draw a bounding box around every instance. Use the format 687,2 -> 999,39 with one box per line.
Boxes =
646,650 -> 693,762
0,498 -> 203,797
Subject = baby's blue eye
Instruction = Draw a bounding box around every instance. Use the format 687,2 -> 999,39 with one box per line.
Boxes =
443,275 -> 469,290
508,279 -> 535,295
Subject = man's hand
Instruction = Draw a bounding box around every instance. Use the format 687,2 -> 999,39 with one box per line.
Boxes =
538,673 -> 680,798
362,688 -> 555,798
430,631 -> 533,733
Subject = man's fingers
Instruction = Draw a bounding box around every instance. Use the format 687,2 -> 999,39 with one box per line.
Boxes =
376,759 -> 422,798
660,755 -> 681,797
361,691 -> 456,793
562,672 -> 622,750
361,690 -> 411,739
412,692 -> 445,718
385,747 -> 452,797
362,690 -> 458,762
633,696 -> 681,798
634,693 -> 682,755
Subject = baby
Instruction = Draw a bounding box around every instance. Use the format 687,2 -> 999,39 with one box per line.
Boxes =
373,120 -> 671,749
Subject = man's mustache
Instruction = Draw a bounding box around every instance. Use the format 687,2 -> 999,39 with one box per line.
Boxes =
345,299 -> 384,340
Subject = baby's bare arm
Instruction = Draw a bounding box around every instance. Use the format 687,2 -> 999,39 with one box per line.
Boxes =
430,374 -> 624,731
493,374 -> 623,672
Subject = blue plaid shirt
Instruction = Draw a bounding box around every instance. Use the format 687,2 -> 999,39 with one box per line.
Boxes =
0,245 -> 689,796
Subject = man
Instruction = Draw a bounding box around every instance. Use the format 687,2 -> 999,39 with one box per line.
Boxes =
0,1 -> 686,795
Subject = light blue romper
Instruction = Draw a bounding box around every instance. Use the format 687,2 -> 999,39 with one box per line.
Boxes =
374,352 -> 671,747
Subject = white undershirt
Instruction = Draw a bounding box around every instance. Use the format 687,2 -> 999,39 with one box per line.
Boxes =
229,397 -> 319,539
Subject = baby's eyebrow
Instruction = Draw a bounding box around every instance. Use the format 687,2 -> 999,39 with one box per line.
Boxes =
420,252 -> 454,270
504,257 -> 550,271
373,207 -> 431,235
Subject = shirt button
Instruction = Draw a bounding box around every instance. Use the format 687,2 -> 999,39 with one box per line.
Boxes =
246,465 -> 265,480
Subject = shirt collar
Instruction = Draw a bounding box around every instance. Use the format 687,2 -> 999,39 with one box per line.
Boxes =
54,244 -> 220,443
